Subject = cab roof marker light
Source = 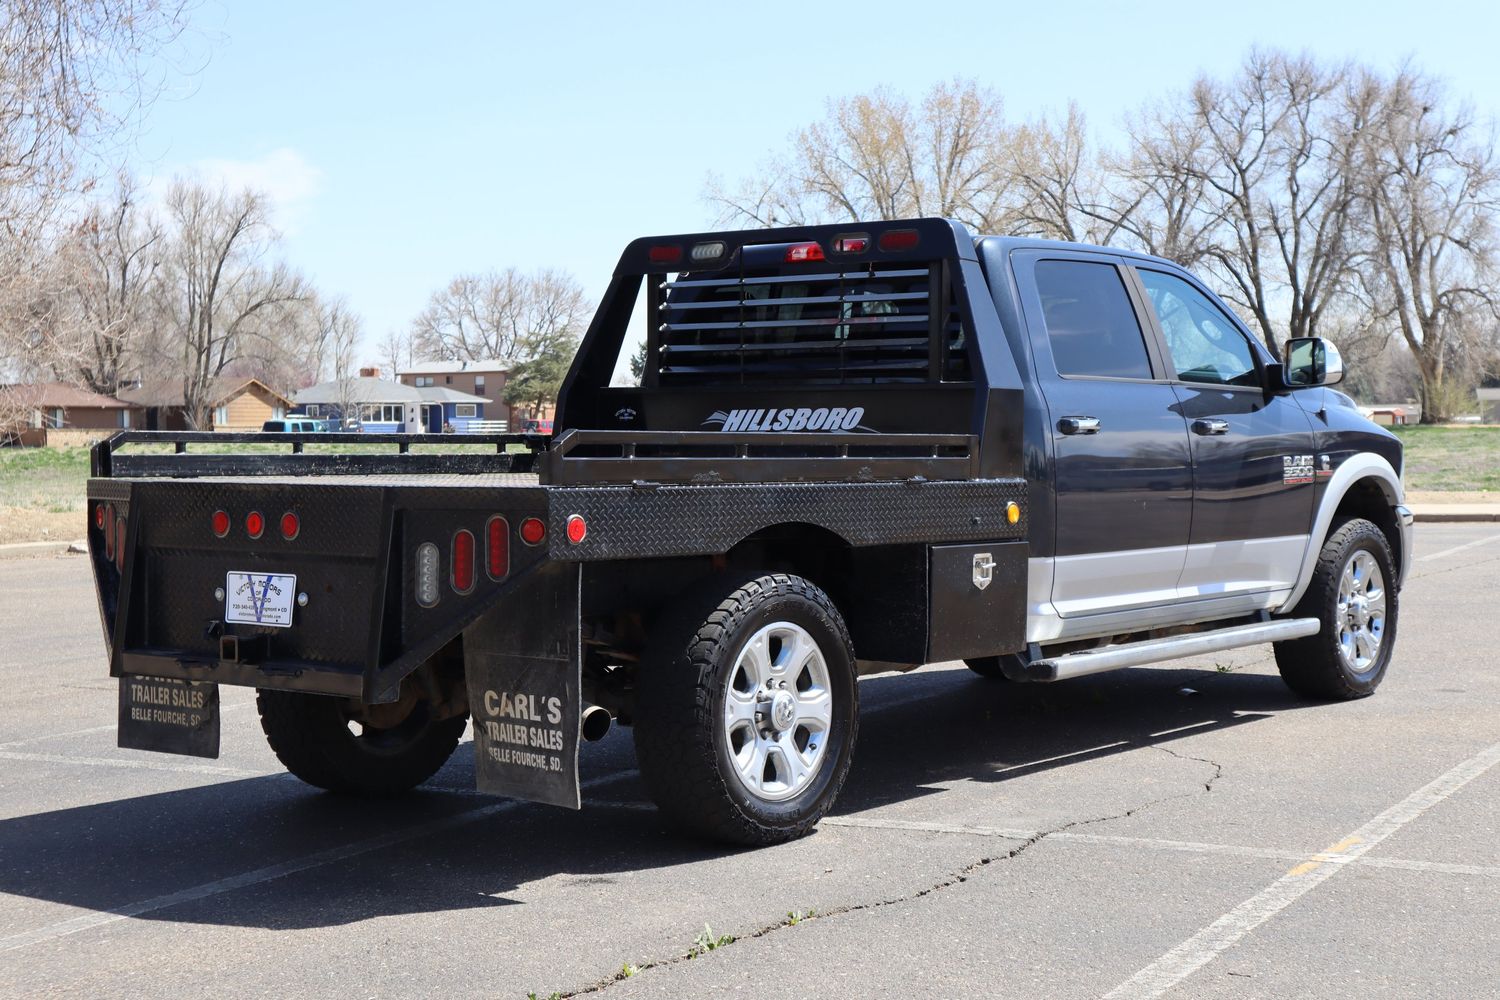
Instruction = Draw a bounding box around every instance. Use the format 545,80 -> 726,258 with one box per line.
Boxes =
648,244 -> 682,264
877,229 -> 920,251
690,241 -> 726,262
785,241 -> 826,263
833,234 -> 869,253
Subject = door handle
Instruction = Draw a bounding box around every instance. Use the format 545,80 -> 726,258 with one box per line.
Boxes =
1058,416 -> 1101,435
1192,418 -> 1230,436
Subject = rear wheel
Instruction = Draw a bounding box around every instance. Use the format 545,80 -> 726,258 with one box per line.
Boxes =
1274,518 -> 1398,700
257,687 -> 467,795
633,573 -> 858,846
963,654 -> 1023,679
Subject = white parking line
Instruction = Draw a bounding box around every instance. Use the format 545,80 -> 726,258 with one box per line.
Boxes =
1099,738 -> 1500,1000
1416,533 -> 1500,563
0,750 -> 270,778
0,767 -> 642,954
819,819 -> 1500,879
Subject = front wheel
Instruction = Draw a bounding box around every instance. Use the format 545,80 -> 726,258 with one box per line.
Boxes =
1274,518 -> 1398,700
633,573 -> 858,846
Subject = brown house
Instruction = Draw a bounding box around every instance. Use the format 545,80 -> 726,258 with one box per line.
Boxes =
0,382 -> 140,446
116,377 -> 293,432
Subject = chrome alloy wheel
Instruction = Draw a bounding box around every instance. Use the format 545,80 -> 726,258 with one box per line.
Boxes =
1335,550 -> 1387,672
721,621 -> 834,802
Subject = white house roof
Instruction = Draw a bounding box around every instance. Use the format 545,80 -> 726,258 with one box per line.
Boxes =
397,358 -> 512,376
293,377 -> 489,406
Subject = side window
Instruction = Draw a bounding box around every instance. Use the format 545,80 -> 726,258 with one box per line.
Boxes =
1033,260 -> 1154,380
1137,270 -> 1259,387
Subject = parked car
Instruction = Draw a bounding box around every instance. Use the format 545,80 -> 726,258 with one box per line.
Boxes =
87,219 -> 1409,847
260,419 -> 321,433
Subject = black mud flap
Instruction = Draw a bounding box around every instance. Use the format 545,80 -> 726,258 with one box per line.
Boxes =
117,675 -> 220,758
463,562 -> 581,809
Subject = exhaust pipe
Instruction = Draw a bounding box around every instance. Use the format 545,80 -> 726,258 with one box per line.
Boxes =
580,704 -> 612,742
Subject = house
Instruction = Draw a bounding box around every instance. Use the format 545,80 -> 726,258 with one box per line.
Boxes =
292,376 -> 491,433
1479,386 -> 1500,424
116,377 -> 293,432
0,382 -> 140,446
397,359 -> 547,428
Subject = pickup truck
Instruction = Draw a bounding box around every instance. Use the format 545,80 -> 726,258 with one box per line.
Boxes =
87,219 -> 1411,846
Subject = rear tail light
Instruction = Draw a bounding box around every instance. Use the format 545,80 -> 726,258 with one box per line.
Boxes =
415,542 -> 440,607
451,529 -> 476,594
245,511 -> 264,539
648,244 -> 682,265
565,514 -> 588,544
94,504 -> 105,529
785,241 -> 826,263
877,229 -> 920,251
486,516 -> 510,580
280,511 -> 300,541
104,504 -> 116,560
519,517 -> 547,546
211,510 -> 230,538
114,516 -> 125,572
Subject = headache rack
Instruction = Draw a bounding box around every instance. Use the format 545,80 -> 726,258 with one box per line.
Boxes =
652,259 -> 970,386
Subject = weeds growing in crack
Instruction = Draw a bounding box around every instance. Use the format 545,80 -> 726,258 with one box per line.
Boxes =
689,924 -> 734,957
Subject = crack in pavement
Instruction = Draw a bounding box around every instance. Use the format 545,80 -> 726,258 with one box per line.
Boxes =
552,746 -> 1225,998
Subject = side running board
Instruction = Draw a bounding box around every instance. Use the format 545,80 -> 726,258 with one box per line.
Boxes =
1019,618 -> 1322,682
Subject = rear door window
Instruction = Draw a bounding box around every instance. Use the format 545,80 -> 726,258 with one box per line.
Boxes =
1033,260 -> 1154,380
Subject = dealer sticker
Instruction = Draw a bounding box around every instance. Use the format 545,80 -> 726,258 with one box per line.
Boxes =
224,571 -> 297,627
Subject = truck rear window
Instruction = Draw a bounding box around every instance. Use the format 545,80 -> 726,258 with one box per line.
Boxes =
654,258 -> 970,385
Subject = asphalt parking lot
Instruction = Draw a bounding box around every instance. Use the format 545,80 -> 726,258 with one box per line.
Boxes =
1,524 -> 1497,999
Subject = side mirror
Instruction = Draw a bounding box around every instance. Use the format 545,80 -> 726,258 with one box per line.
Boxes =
1283,337 -> 1345,387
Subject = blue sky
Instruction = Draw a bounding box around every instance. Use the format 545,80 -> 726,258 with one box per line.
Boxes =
128,0 -> 1500,362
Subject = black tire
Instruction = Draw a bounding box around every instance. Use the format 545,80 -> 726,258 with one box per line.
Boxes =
1274,517 -> 1398,700
632,573 -> 858,846
257,689 -> 467,795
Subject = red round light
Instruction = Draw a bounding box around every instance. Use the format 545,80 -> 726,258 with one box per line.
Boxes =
94,503 -> 105,529
245,511 -> 264,539
519,516 -> 546,546
211,510 -> 230,537
565,514 -> 587,544
280,511 -> 299,540
451,529 -> 476,594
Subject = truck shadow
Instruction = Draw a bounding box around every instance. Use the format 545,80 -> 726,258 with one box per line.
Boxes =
0,663 -> 1314,934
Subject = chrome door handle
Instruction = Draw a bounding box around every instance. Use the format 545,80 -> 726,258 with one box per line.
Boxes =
1192,418 -> 1230,435
1058,416 -> 1101,435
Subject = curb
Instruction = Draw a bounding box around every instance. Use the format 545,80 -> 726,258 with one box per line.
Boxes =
0,540 -> 85,560
1412,510 -> 1500,523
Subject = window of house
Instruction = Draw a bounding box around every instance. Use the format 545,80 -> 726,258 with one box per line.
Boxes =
473,376 -> 485,392
214,405 -> 228,426
445,375 -> 452,384
454,403 -> 476,418
119,409 -> 131,428
50,408 -> 65,428
360,403 -> 404,423
1033,260 -> 1154,380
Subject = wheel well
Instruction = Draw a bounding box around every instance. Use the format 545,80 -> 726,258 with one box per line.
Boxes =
1332,477 -> 1403,577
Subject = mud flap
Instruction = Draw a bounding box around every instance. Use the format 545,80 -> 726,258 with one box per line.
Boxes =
117,675 -> 220,758
463,562 -> 582,809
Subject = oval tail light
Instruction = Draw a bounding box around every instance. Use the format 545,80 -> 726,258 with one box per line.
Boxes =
245,511 -> 265,539
451,529 -> 476,594
211,510 -> 230,538
565,514 -> 588,545
280,511 -> 300,541
486,516 -> 510,580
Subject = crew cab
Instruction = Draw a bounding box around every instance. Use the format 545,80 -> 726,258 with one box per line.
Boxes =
86,219 -> 1411,845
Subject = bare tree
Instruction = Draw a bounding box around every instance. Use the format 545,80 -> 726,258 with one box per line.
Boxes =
708,79 -> 1020,232
1357,66 -> 1499,421
410,267 -> 589,364
157,179 -> 309,428
376,327 -> 411,378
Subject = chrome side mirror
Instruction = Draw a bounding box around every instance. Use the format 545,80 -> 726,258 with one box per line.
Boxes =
1283,337 -> 1345,387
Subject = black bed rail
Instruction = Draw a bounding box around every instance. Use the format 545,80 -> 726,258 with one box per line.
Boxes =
542,428 -> 978,485
90,430 -> 549,479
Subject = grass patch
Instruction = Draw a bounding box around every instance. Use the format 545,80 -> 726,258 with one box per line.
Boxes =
1391,426 -> 1500,492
